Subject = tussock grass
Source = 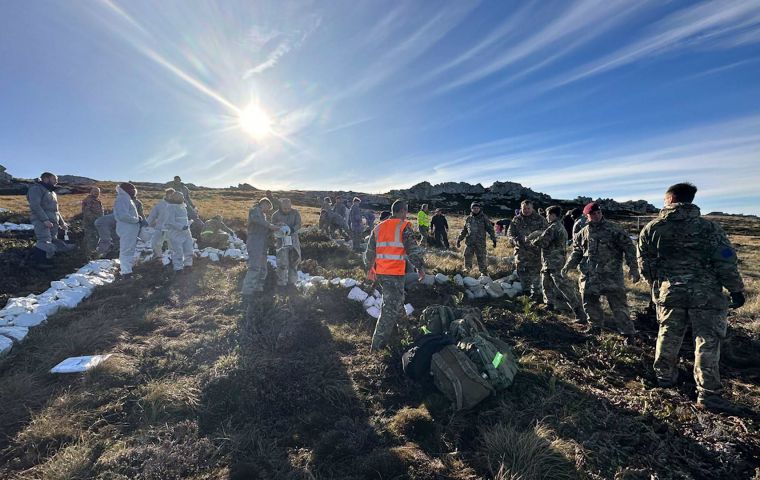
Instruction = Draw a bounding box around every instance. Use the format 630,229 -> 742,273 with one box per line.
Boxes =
137,377 -> 201,423
481,423 -> 578,480
34,440 -> 94,480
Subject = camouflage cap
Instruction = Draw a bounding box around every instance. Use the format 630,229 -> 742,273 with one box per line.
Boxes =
471,201 -> 483,209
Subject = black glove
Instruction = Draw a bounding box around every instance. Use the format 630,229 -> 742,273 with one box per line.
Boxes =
729,292 -> 745,309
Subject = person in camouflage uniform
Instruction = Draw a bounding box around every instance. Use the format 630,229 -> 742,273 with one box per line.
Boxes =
81,187 -> 104,253
638,183 -> 745,414
241,198 -> 280,316
26,172 -> 73,268
562,202 -> 640,337
530,205 -> 584,321
508,200 -> 549,300
271,198 -> 302,292
456,202 -> 496,276
199,215 -> 235,249
365,199 -> 425,352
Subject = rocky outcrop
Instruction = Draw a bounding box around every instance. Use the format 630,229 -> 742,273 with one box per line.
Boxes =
0,165 -> 12,185
388,181 -> 485,200
57,175 -> 96,185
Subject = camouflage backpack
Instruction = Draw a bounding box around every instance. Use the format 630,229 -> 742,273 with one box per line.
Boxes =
430,344 -> 494,410
448,314 -> 489,341
420,305 -> 457,336
457,334 -> 519,391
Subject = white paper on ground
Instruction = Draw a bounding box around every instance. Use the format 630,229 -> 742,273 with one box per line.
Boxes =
50,354 -> 113,373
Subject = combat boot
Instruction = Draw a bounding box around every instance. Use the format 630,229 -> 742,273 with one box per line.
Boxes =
573,307 -> 587,324
697,394 -> 744,415
30,247 -> 54,270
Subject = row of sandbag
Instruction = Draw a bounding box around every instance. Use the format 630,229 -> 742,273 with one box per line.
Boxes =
0,259 -> 119,357
402,305 -> 519,410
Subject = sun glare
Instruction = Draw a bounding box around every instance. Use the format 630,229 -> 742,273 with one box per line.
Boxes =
239,103 -> 272,139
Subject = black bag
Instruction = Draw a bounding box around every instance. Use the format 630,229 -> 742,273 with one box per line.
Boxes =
402,334 -> 455,382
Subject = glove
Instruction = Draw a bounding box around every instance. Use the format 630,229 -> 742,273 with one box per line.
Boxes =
182,225 -> 189,231
729,292 -> 745,309
492,239 -> 497,248
629,270 -> 641,283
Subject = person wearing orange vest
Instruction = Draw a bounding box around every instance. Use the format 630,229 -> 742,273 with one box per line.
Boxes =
365,199 -> 425,352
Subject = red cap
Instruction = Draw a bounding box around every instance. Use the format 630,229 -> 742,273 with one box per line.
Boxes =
582,202 -> 600,215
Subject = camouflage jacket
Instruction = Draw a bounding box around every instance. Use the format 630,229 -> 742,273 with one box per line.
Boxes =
81,195 -> 104,225
638,203 -> 744,309
457,213 -> 496,246
531,219 -> 568,271
365,219 -> 424,272
27,181 -> 63,225
507,213 -> 548,255
247,205 -> 273,258
565,218 -> 638,289
272,209 -> 302,233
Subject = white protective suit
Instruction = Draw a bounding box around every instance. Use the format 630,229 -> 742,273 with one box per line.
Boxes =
160,202 -> 194,271
147,199 -> 170,256
113,186 -> 141,274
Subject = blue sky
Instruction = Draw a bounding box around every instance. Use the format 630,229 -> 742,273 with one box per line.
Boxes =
1,0 -> 759,214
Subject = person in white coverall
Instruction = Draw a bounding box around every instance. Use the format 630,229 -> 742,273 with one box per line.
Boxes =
113,183 -> 142,276
160,191 -> 194,272
146,188 -> 175,258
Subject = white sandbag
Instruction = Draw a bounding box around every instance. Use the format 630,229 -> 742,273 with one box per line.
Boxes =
511,281 -> 522,292
405,304 -> 414,315
162,255 -> 171,266
224,248 -> 243,258
50,354 -> 112,374
363,296 -> 376,309
507,272 -> 519,282
434,273 -> 450,284
0,326 -> 29,342
0,305 -> 30,317
57,290 -> 86,309
453,274 -> 464,286
50,280 -> 69,290
366,306 -> 381,319
209,252 -> 220,262
0,225 -> 5,232
504,286 -> 520,299
331,278 -> 341,285
0,336 -> 12,357
12,312 -> 47,327
420,274 -> 435,286
463,276 -> 480,288
34,302 -> 61,317
347,286 -> 369,302
310,276 -> 326,283
479,275 -> 493,285
339,278 -> 358,288
200,250 -> 209,258
484,282 -> 504,298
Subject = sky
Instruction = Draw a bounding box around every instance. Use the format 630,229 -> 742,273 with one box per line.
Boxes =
1,0 -> 759,214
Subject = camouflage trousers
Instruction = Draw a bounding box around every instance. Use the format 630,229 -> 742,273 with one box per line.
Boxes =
541,269 -> 580,311
241,254 -> 268,295
580,284 -> 635,335
515,252 -> 542,299
653,306 -> 727,395
276,247 -> 299,286
83,222 -> 99,252
463,242 -> 488,275
371,274 -> 406,352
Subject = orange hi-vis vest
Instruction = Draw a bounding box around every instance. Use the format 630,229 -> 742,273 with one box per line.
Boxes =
374,218 -> 411,276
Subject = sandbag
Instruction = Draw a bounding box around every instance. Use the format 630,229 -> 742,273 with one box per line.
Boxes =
420,305 -> 456,336
402,334 -> 454,382
431,345 -> 493,410
457,334 -> 519,391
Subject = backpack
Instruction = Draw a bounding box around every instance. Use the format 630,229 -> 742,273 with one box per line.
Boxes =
420,305 -> 456,336
457,334 -> 519,391
448,315 -> 489,342
402,334 -> 455,382
430,345 -> 494,410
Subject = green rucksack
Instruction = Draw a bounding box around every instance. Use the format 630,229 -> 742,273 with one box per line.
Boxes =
457,333 -> 519,391
420,305 -> 457,336
448,314 -> 489,342
430,344 -> 494,410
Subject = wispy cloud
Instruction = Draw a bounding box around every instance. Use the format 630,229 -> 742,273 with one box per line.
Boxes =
142,139 -> 187,169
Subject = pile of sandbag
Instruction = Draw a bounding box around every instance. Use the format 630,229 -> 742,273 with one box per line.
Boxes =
0,259 -> 118,357
402,305 -> 519,411
0,222 -> 35,232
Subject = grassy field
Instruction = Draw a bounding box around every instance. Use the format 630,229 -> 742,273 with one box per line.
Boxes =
1,190 -> 759,479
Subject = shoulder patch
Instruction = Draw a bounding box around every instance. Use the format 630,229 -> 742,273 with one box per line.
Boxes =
720,247 -> 735,259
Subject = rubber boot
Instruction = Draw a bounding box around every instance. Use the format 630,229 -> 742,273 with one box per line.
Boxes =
30,247 -> 54,270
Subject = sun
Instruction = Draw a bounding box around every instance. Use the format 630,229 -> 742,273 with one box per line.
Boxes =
238,103 -> 272,139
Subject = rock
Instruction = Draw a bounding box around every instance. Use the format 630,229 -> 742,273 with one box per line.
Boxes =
484,282 -> 504,298
347,286 -> 369,302
454,274 -> 464,286
57,175 -> 97,185
434,273 -> 450,284
463,277 -> 480,288
0,165 -> 12,185
0,326 -> 29,342
12,312 -> 47,327
0,335 -> 12,357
